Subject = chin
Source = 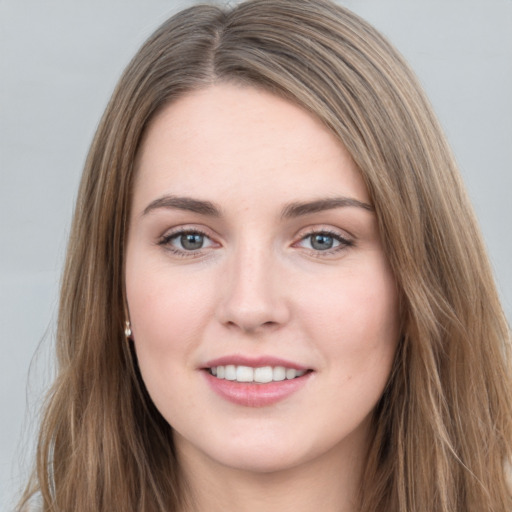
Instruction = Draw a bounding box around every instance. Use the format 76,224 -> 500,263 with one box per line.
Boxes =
211,446 -> 311,475
234,445 -> 309,473
175,423 -> 350,478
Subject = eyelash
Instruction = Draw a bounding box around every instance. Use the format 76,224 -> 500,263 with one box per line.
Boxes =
294,229 -> 354,257
158,228 -> 214,258
157,228 -> 354,258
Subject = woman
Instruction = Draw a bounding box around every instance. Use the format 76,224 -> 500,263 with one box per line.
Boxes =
19,0 -> 512,511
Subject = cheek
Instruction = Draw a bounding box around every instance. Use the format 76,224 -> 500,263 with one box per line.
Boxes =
125,262 -> 216,401
126,268 -> 214,422
300,259 -> 399,370
127,261 -> 214,346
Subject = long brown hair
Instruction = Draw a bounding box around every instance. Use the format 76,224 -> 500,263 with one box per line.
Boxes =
19,1 -> 512,510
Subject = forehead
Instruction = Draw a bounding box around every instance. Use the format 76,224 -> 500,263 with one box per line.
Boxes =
133,83 -> 369,210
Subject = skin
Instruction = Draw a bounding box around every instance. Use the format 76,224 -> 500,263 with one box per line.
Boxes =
125,83 -> 399,512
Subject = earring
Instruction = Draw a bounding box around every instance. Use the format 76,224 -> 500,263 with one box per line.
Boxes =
124,320 -> 132,338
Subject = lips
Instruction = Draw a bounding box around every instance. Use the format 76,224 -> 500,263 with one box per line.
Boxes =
202,356 -> 313,407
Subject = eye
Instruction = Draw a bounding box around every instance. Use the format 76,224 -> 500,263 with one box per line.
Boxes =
176,232 -> 208,250
308,233 -> 338,251
159,229 -> 217,254
296,230 -> 353,254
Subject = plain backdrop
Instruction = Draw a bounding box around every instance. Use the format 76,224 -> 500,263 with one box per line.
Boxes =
1,0 -> 511,508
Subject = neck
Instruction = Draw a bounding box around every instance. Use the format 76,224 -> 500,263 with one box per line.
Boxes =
176,429 -> 368,512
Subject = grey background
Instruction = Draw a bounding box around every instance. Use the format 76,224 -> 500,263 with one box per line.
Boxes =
1,0 -> 511,508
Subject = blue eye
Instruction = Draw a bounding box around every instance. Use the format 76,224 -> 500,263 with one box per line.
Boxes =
310,233 -> 336,250
178,233 -> 206,250
160,230 -> 215,253
297,231 -> 352,253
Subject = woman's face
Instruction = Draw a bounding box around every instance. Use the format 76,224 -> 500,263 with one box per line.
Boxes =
125,83 -> 399,475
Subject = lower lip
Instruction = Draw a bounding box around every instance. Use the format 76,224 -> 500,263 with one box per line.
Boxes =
203,371 -> 311,407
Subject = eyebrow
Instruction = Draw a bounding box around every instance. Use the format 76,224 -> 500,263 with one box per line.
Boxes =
281,197 -> 374,218
141,194 -> 373,218
142,195 -> 221,217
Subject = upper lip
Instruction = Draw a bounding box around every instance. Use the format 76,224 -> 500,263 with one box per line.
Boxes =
202,355 -> 310,371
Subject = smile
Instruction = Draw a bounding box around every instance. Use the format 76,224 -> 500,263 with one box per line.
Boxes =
209,365 -> 307,383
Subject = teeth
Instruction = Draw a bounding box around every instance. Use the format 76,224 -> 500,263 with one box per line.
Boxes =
286,368 -> 297,379
225,365 -> 236,380
254,366 -> 273,383
236,366 -> 254,382
209,365 -> 307,383
273,366 -> 286,381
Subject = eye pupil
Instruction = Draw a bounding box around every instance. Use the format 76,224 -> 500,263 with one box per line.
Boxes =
181,233 -> 204,250
311,234 -> 334,250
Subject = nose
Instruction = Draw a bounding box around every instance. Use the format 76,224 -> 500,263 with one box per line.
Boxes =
216,245 -> 290,333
